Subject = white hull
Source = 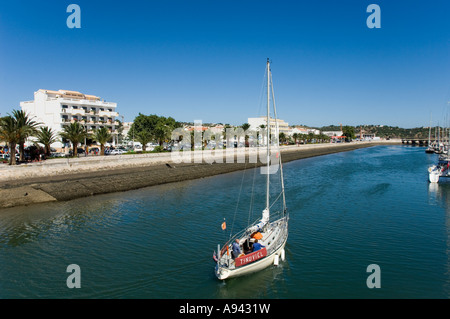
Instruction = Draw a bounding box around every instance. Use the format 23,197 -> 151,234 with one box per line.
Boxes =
215,216 -> 288,280
216,239 -> 287,280
429,171 -> 440,183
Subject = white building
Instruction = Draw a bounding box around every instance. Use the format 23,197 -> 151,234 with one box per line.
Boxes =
121,121 -> 133,139
20,89 -> 120,149
288,126 -> 308,136
322,131 -> 343,138
248,116 -> 290,135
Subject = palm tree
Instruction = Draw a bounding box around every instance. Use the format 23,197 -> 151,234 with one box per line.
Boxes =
136,130 -> 152,151
307,132 -> 315,144
292,133 -> 299,145
12,110 -> 40,161
59,122 -> 88,157
93,127 -> 112,155
154,121 -> 171,147
241,123 -> 250,132
35,126 -> 57,157
241,123 -> 251,146
279,132 -> 286,145
0,115 -> 18,165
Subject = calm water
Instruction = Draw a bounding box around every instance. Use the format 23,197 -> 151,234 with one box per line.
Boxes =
1,145 -> 449,298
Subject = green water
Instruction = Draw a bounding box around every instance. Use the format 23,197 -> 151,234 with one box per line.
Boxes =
0,145 -> 449,298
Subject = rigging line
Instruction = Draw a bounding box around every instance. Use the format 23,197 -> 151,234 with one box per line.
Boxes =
268,191 -> 283,210
230,160 -> 248,239
256,64 -> 269,119
247,161 -> 259,227
270,70 -> 287,210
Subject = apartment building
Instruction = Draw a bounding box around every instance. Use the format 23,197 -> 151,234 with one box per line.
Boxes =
20,89 -> 120,149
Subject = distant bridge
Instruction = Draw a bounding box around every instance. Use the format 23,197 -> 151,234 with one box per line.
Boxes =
401,138 -> 447,145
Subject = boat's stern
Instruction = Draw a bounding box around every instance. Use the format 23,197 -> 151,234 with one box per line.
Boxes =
429,165 -> 440,183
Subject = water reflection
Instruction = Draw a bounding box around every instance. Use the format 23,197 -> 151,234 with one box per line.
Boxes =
428,182 -> 450,297
0,196 -> 133,248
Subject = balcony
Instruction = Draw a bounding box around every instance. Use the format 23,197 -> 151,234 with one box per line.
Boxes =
56,97 -> 117,108
98,110 -> 118,117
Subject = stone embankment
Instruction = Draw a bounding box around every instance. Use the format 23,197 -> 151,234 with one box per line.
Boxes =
0,140 -> 401,209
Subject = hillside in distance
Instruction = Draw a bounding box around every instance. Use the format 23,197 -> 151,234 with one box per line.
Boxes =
317,124 -> 434,139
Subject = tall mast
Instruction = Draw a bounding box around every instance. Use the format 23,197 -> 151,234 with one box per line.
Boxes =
266,58 -> 270,212
428,113 -> 432,145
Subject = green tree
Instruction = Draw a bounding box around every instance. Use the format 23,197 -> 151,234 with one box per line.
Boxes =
60,122 -> 88,157
93,127 -> 112,155
154,116 -> 176,146
342,126 -> 355,141
242,123 -> 251,146
12,110 -> 40,161
279,132 -> 286,144
128,114 -> 179,149
292,133 -> 299,145
307,132 -> 314,143
0,115 -> 19,165
136,130 -> 152,151
35,126 -> 57,157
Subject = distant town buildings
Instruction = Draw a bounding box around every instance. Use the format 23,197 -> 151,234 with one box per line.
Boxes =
17,88 -> 382,151
247,116 -> 290,135
20,89 -> 120,149
289,126 -> 320,136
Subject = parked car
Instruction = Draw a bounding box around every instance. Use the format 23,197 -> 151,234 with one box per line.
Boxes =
69,148 -> 86,156
1,153 -> 19,160
110,149 -> 124,155
51,152 -> 66,157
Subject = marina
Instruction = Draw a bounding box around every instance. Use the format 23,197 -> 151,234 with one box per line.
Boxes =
1,145 -> 450,298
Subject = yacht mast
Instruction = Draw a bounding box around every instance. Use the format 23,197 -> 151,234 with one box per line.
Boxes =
266,58 -> 270,213
428,113 -> 432,145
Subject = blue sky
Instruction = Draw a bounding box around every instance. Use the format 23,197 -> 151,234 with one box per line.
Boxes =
0,0 -> 448,128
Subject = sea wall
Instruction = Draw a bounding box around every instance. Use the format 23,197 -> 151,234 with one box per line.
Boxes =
0,140 -> 401,209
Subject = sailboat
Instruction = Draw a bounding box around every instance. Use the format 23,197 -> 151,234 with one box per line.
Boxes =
214,59 -> 289,280
425,114 -> 435,153
429,125 -> 450,183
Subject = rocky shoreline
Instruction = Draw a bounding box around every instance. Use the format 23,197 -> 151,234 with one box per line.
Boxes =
0,141 -> 400,209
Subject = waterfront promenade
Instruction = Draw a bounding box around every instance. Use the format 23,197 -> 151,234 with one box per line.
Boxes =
0,140 -> 401,208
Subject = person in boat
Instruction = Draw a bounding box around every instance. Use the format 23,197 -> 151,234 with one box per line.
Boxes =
232,239 -> 241,259
252,239 -> 265,252
242,238 -> 253,254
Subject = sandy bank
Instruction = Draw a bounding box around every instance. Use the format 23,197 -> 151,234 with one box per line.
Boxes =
0,140 -> 401,209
